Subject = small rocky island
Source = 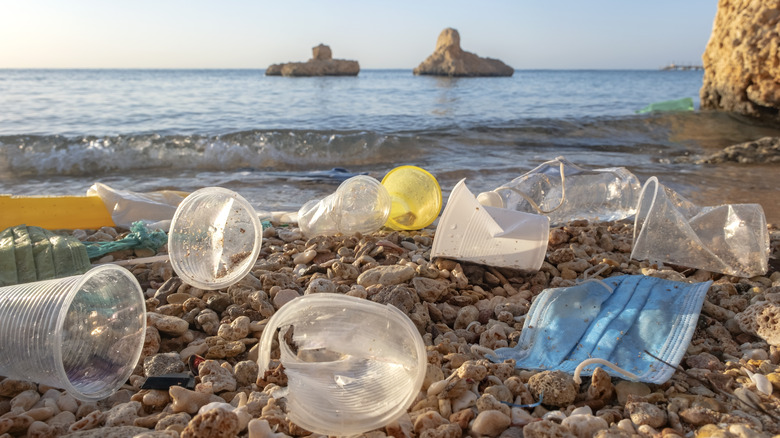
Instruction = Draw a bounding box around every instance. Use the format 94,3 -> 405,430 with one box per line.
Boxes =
266,44 -> 359,77
414,28 -> 514,77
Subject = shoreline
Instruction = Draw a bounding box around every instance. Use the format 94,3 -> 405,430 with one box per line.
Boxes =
1,220 -> 779,437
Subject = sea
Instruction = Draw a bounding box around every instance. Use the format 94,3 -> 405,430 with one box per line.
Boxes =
1,69 -> 779,223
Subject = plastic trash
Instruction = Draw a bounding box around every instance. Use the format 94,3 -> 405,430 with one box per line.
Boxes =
84,221 -> 167,260
636,97 -> 694,114
381,165 -> 443,230
88,182 -> 188,229
631,177 -> 769,277
168,187 -> 263,290
431,179 -> 549,271
477,156 -> 641,226
491,275 -> 711,384
0,264 -> 146,401
297,175 -> 391,237
0,194 -> 115,231
0,225 -> 90,287
258,294 -> 426,436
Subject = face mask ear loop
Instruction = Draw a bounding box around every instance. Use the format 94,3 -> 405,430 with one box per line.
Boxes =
471,344 -> 499,361
493,160 -> 567,215
578,264 -> 614,293
573,358 -> 640,385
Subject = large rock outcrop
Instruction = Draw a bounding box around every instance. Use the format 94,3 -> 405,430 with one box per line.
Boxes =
413,28 -> 514,77
700,0 -> 780,120
266,44 -> 359,77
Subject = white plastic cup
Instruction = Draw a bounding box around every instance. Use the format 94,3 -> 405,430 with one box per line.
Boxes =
297,175 -> 391,237
0,265 -> 146,401
432,179 -> 549,271
258,294 -> 427,436
168,187 -> 263,290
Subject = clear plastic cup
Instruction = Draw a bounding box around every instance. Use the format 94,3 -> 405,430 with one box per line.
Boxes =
631,177 -> 769,277
297,175 -> 391,237
168,187 -> 263,290
0,264 -> 146,401
381,165 -> 443,230
258,294 -> 427,436
477,156 -> 641,226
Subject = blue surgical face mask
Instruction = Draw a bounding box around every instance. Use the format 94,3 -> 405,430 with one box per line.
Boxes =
491,275 -> 711,384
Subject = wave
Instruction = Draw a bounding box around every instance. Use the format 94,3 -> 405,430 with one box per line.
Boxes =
0,130 -> 430,177
1,112 -> 775,179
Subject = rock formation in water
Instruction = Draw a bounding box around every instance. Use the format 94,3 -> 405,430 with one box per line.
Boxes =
695,136 -> 780,164
700,0 -> 780,120
266,44 -> 359,77
413,28 -> 514,77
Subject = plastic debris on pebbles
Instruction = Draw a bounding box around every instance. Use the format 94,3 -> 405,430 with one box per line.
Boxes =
0,220 -> 778,437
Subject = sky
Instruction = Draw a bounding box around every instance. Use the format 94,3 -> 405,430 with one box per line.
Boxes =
0,1 -> 719,70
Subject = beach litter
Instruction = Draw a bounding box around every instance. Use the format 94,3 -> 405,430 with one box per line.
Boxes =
477,156 -> 641,227
0,224 -> 90,286
168,187 -> 263,290
636,97 -> 695,114
381,165 -> 443,231
297,174 -> 391,237
431,179 -> 549,271
489,275 -> 712,384
0,264 -> 146,401
88,182 -> 188,230
631,176 -> 770,277
257,293 -> 426,436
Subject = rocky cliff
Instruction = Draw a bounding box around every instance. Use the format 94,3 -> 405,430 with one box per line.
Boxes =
413,28 -> 514,77
700,0 -> 780,120
266,44 -> 359,77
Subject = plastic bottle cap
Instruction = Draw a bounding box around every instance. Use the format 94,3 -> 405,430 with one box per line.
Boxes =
477,191 -> 505,208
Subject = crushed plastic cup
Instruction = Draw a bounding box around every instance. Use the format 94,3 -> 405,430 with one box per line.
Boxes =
168,187 -> 263,290
477,156 -> 641,226
631,177 -> 769,277
431,179 -> 549,271
297,175 -> 391,237
258,293 -> 426,436
381,165 -> 443,230
0,264 -> 146,401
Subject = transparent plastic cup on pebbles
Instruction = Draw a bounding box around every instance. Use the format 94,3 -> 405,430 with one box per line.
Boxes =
477,156 -> 641,226
168,187 -> 263,290
258,294 -> 427,436
631,177 -> 769,277
0,264 -> 146,401
297,175 -> 391,237
432,179 -> 549,271
381,165 -> 443,230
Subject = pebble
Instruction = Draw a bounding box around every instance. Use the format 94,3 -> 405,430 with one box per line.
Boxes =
561,414 -> 609,438
614,381 -> 651,405
292,249 -> 316,265
471,410 -> 511,437
527,370 -> 577,408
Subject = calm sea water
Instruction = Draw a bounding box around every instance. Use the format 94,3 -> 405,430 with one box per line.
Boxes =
1,69 -> 779,222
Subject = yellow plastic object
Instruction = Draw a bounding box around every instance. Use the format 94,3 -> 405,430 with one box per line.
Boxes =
0,195 -> 115,230
381,166 -> 443,230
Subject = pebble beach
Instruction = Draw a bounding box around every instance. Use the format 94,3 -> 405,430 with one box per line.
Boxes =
0,219 -> 778,438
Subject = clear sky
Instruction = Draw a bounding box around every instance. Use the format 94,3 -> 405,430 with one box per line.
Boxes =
1,1 -> 718,70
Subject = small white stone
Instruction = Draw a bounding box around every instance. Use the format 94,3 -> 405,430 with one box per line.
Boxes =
293,249 -> 317,265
